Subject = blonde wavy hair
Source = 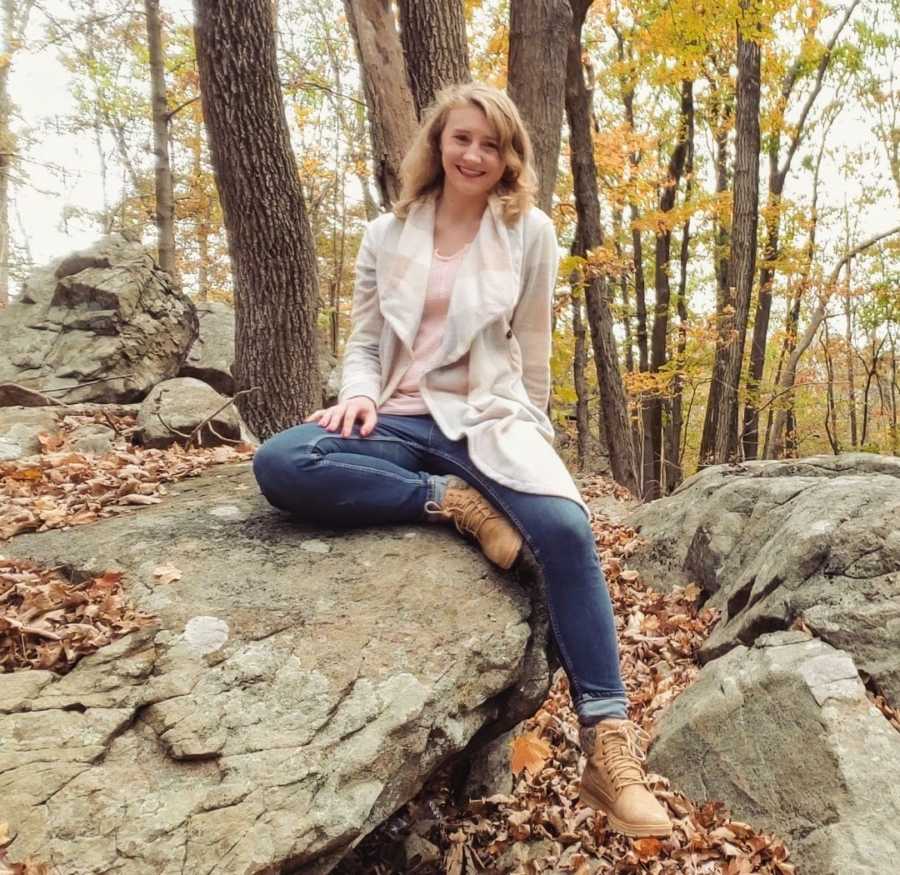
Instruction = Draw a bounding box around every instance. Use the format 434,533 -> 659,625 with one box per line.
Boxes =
392,82 -> 538,226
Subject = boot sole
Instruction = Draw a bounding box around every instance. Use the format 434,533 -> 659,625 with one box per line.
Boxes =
578,786 -> 673,838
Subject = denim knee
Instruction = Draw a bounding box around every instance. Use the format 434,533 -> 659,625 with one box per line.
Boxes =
531,498 -> 595,555
252,426 -> 318,507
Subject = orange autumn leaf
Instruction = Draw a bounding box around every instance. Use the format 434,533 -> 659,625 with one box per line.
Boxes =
633,837 -> 663,859
509,731 -> 551,776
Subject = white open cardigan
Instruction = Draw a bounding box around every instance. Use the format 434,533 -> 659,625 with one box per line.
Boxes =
338,192 -> 590,520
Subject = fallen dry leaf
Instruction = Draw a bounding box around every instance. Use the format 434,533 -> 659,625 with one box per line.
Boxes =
509,732 -> 552,777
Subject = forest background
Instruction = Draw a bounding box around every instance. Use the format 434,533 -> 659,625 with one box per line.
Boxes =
2,0 -> 899,501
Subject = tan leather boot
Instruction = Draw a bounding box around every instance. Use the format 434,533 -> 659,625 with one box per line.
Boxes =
424,477 -> 523,570
578,718 -> 673,838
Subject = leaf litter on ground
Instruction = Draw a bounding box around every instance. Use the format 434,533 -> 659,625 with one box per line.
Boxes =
0,411 -> 254,541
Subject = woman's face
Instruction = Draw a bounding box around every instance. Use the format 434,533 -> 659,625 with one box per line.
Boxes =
438,105 -> 506,201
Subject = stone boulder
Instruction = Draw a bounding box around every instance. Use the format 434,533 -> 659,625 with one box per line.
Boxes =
626,453 -> 900,706
0,235 -> 197,404
179,301 -> 236,396
136,377 -> 242,449
1,463 -> 556,874
0,407 -> 59,460
648,631 -> 900,875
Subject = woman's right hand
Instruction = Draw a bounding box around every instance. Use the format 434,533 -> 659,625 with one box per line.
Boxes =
304,396 -> 378,437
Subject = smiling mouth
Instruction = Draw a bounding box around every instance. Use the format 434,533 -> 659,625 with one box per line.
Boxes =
457,165 -> 485,178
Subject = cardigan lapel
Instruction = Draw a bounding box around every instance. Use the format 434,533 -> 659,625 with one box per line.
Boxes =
378,195 -> 435,354
379,191 -> 518,367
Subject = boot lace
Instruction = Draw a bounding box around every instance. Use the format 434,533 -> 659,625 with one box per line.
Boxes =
424,491 -> 496,539
593,722 -> 652,792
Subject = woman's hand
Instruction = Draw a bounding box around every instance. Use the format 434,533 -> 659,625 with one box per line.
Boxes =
305,396 -> 378,437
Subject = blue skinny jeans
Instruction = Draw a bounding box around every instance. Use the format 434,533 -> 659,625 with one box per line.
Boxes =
252,413 -> 628,725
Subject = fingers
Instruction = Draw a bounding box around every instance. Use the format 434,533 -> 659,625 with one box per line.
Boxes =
341,399 -> 363,436
360,403 -> 377,437
305,398 -> 378,437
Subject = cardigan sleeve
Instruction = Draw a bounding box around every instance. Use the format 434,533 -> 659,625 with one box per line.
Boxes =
338,220 -> 383,405
510,214 -> 559,413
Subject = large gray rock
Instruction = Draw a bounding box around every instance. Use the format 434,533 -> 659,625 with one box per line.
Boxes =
626,453 -> 900,706
0,235 -> 197,404
136,377 -> 242,449
179,301 -> 235,396
0,406 -> 59,460
1,463 -> 555,874
648,631 -> 900,875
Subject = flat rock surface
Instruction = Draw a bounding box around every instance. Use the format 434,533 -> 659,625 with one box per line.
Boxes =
1,462 -> 549,874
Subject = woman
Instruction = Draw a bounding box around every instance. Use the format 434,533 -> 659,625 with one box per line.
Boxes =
253,82 -> 672,839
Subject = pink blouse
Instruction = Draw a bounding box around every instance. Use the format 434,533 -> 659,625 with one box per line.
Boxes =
378,244 -> 468,415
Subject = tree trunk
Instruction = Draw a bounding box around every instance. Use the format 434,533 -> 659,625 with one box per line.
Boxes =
507,0 -> 571,216
564,0 -> 637,494
343,0 -> 418,209
397,0 -> 470,117
612,205 -> 634,372
645,78 -> 692,497
708,7 -> 761,464
571,254 -> 590,469
193,0 -> 321,439
665,127 -> 694,492
698,72 -> 733,463
145,0 -> 177,280
820,322 -> 840,453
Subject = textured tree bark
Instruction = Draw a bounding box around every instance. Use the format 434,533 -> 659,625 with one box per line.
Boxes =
710,9 -> 761,464
564,0 -> 637,494
570,231 -> 590,469
507,0 -> 571,216
343,0 -> 418,208
665,128 -> 694,494
193,0 -> 321,439
644,78 -> 692,497
398,0 -> 470,117
145,0 -> 177,281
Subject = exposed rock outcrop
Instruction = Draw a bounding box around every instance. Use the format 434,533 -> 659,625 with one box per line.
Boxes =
0,235 -> 197,405
626,454 -> 900,706
1,462 -> 556,874
648,631 -> 900,875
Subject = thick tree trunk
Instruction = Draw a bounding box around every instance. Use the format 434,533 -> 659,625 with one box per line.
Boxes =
507,0 -> 571,216
398,0 -> 470,117
707,9 -> 761,464
193,0 -> 321,439
564,0 -> 637,494
645,78 -> 692,497
145,0 -> 177,281
343,0 -> 418,208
